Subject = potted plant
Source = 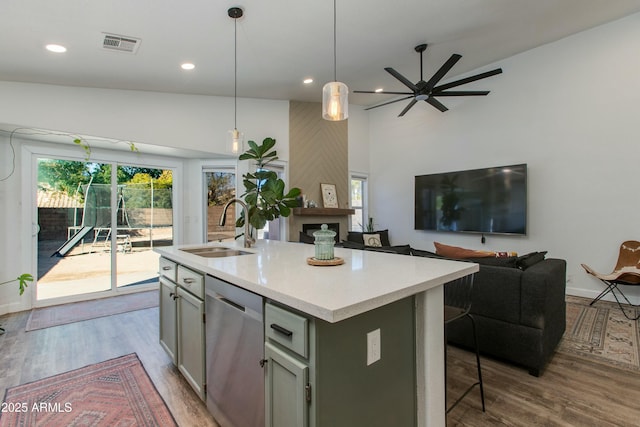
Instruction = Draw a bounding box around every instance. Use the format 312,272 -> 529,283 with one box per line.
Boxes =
0,273 -> 32,334
236,137 -> 301,238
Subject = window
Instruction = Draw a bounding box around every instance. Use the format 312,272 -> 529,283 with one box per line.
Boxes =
349,174 -> 368,232
203,168 -> 236,242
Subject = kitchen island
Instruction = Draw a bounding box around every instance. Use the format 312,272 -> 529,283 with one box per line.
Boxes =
155,239 -> 478,427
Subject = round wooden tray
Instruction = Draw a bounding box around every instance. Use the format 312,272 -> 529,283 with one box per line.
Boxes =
306,256 -> 345,266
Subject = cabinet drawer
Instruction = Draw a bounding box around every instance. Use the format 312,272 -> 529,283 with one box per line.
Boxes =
265,303 -> 308,358
159,257 -> 177,282
177,265 -> 204,299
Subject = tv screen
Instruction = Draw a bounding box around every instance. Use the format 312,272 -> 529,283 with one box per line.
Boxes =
414,164 -> 527,235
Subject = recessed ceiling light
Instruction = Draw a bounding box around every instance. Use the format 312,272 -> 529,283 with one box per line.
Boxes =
303,78 -> 313,84
374,88 -> 384,93
181,63 -> 195,70
45,44 -> 67,53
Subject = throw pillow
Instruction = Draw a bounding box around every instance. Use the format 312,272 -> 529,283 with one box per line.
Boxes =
433,241 -> 495,259
363,233 -> 383,247
516,251 -> 548,270
346,230 -> 391,246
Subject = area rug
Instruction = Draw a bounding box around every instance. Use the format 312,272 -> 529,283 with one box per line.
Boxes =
0,353 -> 176,427
558,295 -> 640,372
25,290 -> 158,331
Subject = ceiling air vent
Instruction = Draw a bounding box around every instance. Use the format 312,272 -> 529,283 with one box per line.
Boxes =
101,33 -> 141,54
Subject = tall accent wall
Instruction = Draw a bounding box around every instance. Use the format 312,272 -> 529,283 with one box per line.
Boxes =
288,101 -> 349,241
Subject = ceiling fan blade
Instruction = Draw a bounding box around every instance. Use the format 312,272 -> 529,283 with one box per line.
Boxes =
384,67 -> 418,91
425,54 -> 462,89
398,99 -> 418,117
426,97 -> 448,112
432,90 -> 490,96
364,95 -> 414,111
353,90 -> 414,95
434,68 -> 503,92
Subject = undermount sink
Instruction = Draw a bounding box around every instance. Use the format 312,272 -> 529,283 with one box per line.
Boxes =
180,246 -> 253,258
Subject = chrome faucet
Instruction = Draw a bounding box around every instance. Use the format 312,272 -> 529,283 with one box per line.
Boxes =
219,199 -> 255,248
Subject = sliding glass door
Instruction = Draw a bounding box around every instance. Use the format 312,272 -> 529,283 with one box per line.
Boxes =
36,155 -> 174,302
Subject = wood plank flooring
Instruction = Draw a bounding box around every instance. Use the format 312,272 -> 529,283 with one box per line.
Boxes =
446,345 -> 640,426
2,307 -> 639,426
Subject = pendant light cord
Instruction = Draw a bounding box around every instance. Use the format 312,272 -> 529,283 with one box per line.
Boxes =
333,0 -> 337,82
234,16 -> 238,129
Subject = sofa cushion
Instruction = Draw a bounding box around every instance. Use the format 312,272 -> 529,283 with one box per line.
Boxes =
434,241 -> 495,259
341,240 -> 365,250
516,251 -> 548,270
347,230 -> 391,246
363,233 -> 383,247
474,256 -> 519,269
410,248 -> 442,258
365,245 -> 412,255
299,231 -> 315,244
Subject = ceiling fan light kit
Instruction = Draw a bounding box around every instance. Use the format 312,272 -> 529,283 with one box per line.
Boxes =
355,43 -> 502,116
322,0 -> 348,121
227,6 -> 244,154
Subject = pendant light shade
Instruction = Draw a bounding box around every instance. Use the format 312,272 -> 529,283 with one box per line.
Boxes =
227,7 -> 244,154
322,81 -> 348,121
322,0 -> 348,121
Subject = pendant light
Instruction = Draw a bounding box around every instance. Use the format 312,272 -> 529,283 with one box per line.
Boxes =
322,0 -> 348,121
227,7 -> 244,154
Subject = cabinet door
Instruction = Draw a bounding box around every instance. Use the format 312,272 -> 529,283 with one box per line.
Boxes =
265,342 -> 309,427
159,277 -> 177,364
177,287 -> 206,400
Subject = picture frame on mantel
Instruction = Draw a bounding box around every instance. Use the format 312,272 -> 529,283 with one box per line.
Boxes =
320,183 -> 338,208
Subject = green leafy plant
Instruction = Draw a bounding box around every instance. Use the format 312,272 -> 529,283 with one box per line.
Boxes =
237,137 -> 301,234
0,273 -> 33,296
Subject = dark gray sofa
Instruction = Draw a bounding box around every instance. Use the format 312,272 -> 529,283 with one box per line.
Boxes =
444,257 -> 566,376
336,233 -> 566,376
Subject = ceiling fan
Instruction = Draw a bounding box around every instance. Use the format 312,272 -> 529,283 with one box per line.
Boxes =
354,44 -> 502,116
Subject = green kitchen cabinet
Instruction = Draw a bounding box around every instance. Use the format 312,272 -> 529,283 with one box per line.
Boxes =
264,297 -> 416,427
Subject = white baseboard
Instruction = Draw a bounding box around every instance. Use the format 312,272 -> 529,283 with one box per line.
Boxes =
566,285 -> 640,306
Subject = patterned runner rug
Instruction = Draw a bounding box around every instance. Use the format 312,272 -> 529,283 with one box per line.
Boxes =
0,353 -> 176,427
558,295 -> 640,372
26,290 -> 158,331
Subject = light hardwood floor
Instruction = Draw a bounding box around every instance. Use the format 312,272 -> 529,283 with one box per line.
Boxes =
1,307 -> 639,426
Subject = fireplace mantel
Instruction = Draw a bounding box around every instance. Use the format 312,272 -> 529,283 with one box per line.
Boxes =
292,207 -> 355,216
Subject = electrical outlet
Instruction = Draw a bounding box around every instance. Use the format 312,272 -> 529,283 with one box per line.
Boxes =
367,329 -> 381,366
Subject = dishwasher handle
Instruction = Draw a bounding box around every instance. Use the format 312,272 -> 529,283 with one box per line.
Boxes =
270,323 -> 293,337
217,295 -> 246,313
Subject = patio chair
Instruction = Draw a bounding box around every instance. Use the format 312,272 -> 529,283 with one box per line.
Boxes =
444,274 -> 485,413
581,240 -> 640,321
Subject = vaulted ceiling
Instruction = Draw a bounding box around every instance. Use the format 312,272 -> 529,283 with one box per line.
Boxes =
2,0 -> 640,108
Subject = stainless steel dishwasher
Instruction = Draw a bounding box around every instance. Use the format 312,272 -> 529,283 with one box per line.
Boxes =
205,275 -> 264,427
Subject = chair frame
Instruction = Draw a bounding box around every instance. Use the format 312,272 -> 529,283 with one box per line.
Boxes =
582,240 -> 640,321
444,274 -> 485,414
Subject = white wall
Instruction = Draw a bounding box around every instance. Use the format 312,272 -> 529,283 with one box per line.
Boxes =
368,12 -> 640,302
0,81 -> 290,157
348,105 -> 370,175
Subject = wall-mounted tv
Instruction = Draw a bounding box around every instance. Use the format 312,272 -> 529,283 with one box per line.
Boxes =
414,164 -> 527,235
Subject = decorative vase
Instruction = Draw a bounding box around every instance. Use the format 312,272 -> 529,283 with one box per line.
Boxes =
313,224 -> 336,260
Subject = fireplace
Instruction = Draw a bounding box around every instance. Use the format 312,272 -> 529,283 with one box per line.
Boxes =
302,223 -> 340,243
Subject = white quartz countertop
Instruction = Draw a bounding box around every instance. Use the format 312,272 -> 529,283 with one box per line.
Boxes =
155,240 -> 478,323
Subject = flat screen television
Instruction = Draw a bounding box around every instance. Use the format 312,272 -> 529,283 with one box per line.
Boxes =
414,164 -> 527,235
